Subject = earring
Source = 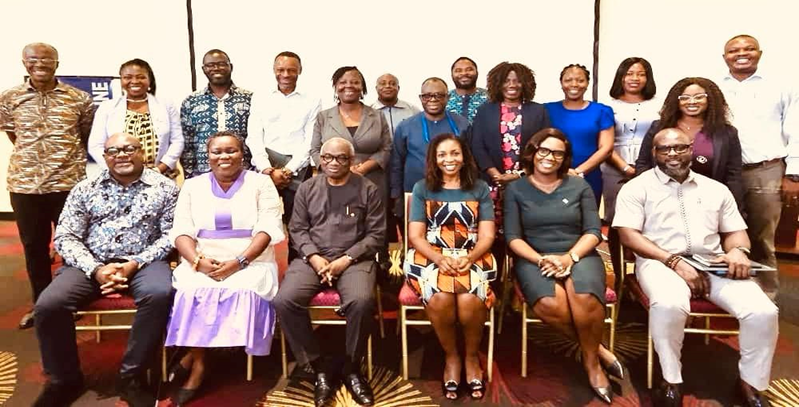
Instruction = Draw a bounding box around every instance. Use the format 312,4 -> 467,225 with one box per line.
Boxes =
334,94 -> 340,104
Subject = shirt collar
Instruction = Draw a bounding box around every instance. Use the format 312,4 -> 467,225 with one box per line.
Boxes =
272,87 -> 302,98
98,167 -> 160,187
722,70 -> 764,83
25,78 -> 67,93
653,165 -> 696,185
202,83 -> 240,97
448,87 -> 486,98
373,99 -> 414,110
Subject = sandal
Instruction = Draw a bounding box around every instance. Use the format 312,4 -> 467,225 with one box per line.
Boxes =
468,378 -> 485,400
442,380 -> 460,400
167,360 -> 192,385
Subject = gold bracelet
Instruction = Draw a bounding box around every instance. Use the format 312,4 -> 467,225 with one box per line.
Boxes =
192,253 -> 204,270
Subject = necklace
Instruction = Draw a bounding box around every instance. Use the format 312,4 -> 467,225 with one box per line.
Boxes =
339,106 -> 360,122
127,97 -> 147,103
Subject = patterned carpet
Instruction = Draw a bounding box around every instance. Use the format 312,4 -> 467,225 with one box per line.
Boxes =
1,221 -> 798,406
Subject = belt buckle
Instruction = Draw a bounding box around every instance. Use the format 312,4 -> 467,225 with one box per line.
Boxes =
442,248 -> 467,259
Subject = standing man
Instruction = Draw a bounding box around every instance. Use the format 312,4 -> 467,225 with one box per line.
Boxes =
719,34 -> 799,299
371,73 -> 419,137
247,51 -> 322,243
390,77 -> 469,217
446,56 -> 488,123
0,43 -> 95,330
274,137 -> 383,407
181,49 -> 254,179
34,133 -> 178,407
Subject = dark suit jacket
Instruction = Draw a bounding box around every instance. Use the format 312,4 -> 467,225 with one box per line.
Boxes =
634,120 -> 744,210
470,101 -> 551,180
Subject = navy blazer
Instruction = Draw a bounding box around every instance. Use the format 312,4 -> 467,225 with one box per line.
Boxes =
634,120 -> 744,210
470,101 -> 551,180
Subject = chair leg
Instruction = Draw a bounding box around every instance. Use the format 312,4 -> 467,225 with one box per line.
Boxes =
487,308 -> 495,382
704,316 -> 710,345
521,305 -> 528,378
367,335 -> 373,380
497,255 -> 510,335
401,306 -> 409,380
376,287 -> 385,339
246,354 -> 253,381
281,328 -> 288,379
609,304 -> 616,353
647,328 -> 653,389
95,314 -> 101,343
161,346 -> 167,382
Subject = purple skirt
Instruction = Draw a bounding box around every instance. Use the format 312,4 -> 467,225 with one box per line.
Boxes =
165,287 -> 276,356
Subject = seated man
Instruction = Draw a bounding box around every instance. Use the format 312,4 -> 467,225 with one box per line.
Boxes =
614,128 -> 778,407
274,137 -> 385,407
34,133 -> 178,407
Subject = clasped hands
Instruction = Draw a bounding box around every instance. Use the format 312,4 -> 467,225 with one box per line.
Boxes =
195,257 -> 241,282
538,254 -> 573,279
308,254 -> 351,286
94,261 -> 138,295
263,167 -> 292,189
434,255 -> 472,276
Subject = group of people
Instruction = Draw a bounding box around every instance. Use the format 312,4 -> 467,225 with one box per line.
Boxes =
0,32 -> 793,407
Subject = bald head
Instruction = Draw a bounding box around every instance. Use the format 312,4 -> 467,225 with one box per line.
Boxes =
653,128 -> 693,181
376,73 -> 400,105
653,128 -> 690,147
105,133 -> 141,149
724,34 -> 759,51
377,73 -> 398,85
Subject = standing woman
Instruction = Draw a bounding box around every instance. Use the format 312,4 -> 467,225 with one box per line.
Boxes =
635,77 -> 744,208
470,61 -> 550,233
545,64 -> 614,205
88,58 -> 184,177
603,57 -> 659,277
504,128 -> 622,404
405,134 -> 495,400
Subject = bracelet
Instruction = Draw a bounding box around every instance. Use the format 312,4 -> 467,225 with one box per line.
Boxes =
192,253 -> 204,270
622,165 -> 633,173
663,254 -> 682,270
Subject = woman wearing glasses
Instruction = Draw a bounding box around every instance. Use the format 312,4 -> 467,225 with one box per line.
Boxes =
164,131 -> 284,404
634,77 -> 743,208
504,128 -> 622,404
88,58 -> 183,178
405,134 -> 495,400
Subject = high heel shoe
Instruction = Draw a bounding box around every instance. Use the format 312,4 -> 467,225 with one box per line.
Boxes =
167,362 -> 191,385
592,385 -> 613,404
602,358 -> 625,381
467,378 -> 485,400
442,380 -> 460,400
173,387 -> 198,406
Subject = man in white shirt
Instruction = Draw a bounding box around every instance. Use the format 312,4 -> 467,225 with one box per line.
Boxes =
371,73 -> 419,137
247,51 -> 322,254
615,128 -> 778,407
719,34 -> 799,299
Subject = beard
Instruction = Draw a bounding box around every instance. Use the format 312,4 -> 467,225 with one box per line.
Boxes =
657,159 -> 691,181
453,77 -> 477,90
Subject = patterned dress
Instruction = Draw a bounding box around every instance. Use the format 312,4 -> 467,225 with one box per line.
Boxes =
125,110 -> 158,166
489,103 -> 523,233
404,180 -> 497,308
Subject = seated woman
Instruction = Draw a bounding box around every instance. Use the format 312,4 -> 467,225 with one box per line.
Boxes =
405,133 -> 496,400
164,131 -> 285,404
504,128 -> 623,404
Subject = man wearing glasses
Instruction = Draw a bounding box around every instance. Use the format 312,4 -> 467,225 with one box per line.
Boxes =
390,77 -> 469,219
614,128 -> 777,407
33,133 -> 178,406
180,49 -> 254,179
0,42 -> 95,330
274,137 -> 384,407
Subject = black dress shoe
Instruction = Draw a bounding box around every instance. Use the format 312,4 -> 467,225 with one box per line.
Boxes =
117,376 -> 156,407
343,373 -> 374,406
738,378 -> 771,407
654,381 -> 683,407
314,372 -> 338,407
19,311 -> 35,330
33,379 -> 85,407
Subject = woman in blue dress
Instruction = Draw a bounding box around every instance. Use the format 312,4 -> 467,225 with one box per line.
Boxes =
545,64 -> 614,205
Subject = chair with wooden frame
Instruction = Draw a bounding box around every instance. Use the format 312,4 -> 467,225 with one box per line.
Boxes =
618,244 -> 740,389
506,254 -> 618,378
398,192 -> 496,381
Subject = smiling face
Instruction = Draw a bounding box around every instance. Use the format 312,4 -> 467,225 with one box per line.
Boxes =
420,80 -> 448,117
120,64 -> 151,99
501,70 -> 522,103
103,133 -> 144,181
274,55 -> 301,94
208,135 -> 244,180
724,36 -> 762,78
561,67 -> 589,101
320,139 -> 353,180
533,137 -> 566,176
678,84 -> 708,118
623,62 -> 647,96
202,51 -> 232,87
335,70 -> 364,103
653,129 -> 692,180
435,139 -> 464,178
22,44 -> 58,87
451,58 -> 478,90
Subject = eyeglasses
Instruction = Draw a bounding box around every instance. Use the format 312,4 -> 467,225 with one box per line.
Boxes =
320,154 -> 351,164
536,147 -> 567,160
104,145 -> 140,156
23,57 -> 57,65
654,143 -> 693,155
203,61 -> 230,70
676,93 -> 708,103
419,93 -> 447,102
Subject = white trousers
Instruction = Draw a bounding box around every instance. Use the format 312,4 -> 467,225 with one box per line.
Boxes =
637,259 -> 779,390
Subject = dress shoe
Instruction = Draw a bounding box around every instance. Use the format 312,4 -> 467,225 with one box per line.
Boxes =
19,311 -> 35,330
654,381 -> 683,407
343,372 -> 374,406
602,358 -> 625,381
314,371 -> 338,407
737,378 -> 771,407
117,376 -> 156,407
33,378 -> 85,407
592,385 -> 613,404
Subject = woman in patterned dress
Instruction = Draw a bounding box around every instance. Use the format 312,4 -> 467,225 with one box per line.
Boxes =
405,133 -> 495,400
88,58 -> 183,178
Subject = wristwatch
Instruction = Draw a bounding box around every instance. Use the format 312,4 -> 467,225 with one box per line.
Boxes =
236,255 -> 250,269
569,251 -> 581,263
733,246 -> 751,257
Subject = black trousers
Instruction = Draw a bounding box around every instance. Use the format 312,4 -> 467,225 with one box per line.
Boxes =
280,168 -> 312,262
10,191 -> 70,303
273,259 -> 376,367
34,262 -> 173,383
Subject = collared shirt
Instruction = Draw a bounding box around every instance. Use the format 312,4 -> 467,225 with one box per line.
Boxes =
180,84 -> 253,178
719,72 -> 798,174
54,168 -> 179,275
0,80 -> 95,194
371,99 -> 420,137
613,167 -> 746,262
246,88 -> 322,173
446,88 -> 488,123
604,98 -> 661,165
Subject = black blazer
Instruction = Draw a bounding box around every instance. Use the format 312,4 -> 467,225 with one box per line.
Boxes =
634,120 -> 744,210
470,101 -> 551,180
